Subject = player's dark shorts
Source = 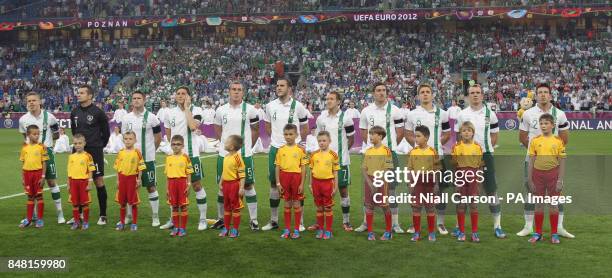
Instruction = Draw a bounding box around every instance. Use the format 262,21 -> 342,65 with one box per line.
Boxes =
438,155 -> 453,192
482,152 -> 497,194
45,147 -> 57,180
217,155 -> 255,185
389,151 -> 399,189
338,165 -> 350,188
141,161 -> 157,187
190,157 -> 203,182
85,147 -> 104,178
268,146 -> 279,184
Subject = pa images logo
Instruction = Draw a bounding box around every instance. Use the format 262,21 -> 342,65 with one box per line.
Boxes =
504,119 -> 517,130
3,118 -> 13,128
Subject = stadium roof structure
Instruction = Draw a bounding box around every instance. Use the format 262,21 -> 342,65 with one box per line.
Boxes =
0,6 -> 610,31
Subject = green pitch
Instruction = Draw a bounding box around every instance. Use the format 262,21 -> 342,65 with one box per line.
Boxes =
0,129 -> 611,277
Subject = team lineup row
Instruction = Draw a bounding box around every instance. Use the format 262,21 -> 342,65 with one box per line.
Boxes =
16,78 -> 573,243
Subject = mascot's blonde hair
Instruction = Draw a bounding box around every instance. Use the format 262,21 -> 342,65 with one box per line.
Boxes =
517,97 -> 533,120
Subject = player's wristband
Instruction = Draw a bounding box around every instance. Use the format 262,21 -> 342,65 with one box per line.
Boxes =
41,175 -> 46,178
276,183 -> 281,187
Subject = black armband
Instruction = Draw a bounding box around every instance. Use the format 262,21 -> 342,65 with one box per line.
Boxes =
344,125 -> 355,134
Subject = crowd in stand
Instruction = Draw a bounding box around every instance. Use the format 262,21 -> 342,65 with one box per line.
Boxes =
1,24 -> 610,114
120,34 -> 303,110
298,25 -> 611,112
0,38 -> 143,113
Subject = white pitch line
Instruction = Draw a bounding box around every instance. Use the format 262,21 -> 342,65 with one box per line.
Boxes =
0,154 -> 216,201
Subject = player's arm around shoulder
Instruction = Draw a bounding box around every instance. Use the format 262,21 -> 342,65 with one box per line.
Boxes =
331,150 -> 340,195
40,144 -> 48,181
431,148 -> 442,171
526,140 -> 538,192
86,153 -> 96,191
237,155 -> 246,197
19,143 -> 26,162
383,146 -> 394,170
136,149 -> 146,187
450,142 -> 460,168
183,154 -> 193,186
275,146 -> 283,190
556,140 -> 567,192
406,148 -> 416,173
299,145 -> 308,194
114,150 -> 122,171
476,142 -> 485,169
361,153 -> 373,190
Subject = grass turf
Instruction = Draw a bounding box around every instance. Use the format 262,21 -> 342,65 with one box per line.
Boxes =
0,129 -> 611,277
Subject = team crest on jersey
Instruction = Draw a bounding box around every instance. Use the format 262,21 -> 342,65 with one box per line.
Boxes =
416,120 -> 422,126
87,115 -> 94,123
